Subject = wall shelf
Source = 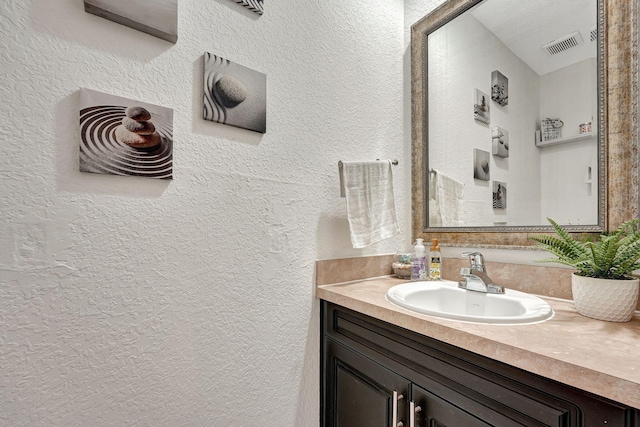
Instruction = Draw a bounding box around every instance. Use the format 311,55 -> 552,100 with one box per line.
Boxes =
535,132 -> 595,147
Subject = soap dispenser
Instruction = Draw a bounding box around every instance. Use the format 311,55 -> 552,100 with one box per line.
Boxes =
429,238 -> 442,280
411,239 -> 427,281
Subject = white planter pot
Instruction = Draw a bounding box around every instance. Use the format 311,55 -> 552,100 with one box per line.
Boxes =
571,273 -> 639,322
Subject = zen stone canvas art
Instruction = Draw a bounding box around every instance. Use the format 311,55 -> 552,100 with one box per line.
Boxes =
203,52 -> 267,133
491,70 -> 508,106
473,148 -> 490,181
493,181 -> 507,209
473,88 -> 490,124
492,126 -> 509,158
79,88 -> 173,179
84,0 -> 178,43
231,0 -> 264,15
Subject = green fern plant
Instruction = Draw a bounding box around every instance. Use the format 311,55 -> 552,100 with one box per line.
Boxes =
530,218 -> 640,280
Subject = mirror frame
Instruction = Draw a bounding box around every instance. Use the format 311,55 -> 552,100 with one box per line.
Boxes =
411,0 -> 638,247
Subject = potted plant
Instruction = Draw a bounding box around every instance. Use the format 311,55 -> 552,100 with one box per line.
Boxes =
530,218 -> 640,322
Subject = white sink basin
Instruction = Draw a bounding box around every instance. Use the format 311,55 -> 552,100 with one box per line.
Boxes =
386,280 -> 553,324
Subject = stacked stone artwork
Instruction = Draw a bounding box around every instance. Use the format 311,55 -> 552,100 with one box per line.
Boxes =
115,106 -> 161,148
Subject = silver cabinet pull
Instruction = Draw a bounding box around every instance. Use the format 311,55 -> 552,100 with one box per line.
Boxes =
392,391 -> 404,427
409,401 -> 422,427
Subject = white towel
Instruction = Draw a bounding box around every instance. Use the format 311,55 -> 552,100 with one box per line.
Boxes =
341,161 -> 399,248
429,169 -> 464,227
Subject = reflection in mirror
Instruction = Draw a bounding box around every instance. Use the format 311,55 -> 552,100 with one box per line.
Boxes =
411,0 -> 638,247
428,0 -> 599,228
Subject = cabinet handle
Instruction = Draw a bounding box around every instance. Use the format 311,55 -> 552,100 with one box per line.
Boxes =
392,391 -> 404,427
409,401 -> 422,427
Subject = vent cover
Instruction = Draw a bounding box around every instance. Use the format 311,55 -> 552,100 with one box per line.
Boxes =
542,32 -> 583,55
590,26 -> 598,42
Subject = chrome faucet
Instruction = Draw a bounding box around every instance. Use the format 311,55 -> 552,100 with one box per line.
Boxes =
458,251 -> 505,294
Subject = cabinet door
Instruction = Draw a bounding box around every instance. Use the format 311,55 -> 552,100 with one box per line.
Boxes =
324,338 -> 411,427
411,383 -> 494,427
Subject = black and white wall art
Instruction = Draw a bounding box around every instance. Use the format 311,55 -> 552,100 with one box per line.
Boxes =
492,126 -> 509,158
473,88 -> 490,124
231,0 -> 264,15
491,70 -> 508,106
79,88 -> 173,179
203,52 -> 267,133
473,149 -> 490,181
493,181 -> 507,209
84,0 -> 178,43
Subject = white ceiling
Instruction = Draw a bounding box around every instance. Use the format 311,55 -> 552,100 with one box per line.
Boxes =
470,0 -> 597,75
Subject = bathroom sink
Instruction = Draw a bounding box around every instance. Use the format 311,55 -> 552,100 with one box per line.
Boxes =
386,280 -> 553,324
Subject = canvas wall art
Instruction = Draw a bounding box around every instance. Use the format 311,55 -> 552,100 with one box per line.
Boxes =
79,88 -> 173,180
493,181 -> 507,209
231,0 -> 264,15
491,70 -> 508,106
492,126 -> 509,158
203,52 -> 267,133
473,149 -> 490,181
84,0 -> 178,43
473,89 -> 490,124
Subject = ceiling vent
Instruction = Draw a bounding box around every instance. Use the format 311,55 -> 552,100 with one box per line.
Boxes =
589,26 -> 598,42
542,32 -> 583,55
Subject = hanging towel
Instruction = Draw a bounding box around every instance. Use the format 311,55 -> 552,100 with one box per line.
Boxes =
340,161 -> 399,248
429,169 -> 465,227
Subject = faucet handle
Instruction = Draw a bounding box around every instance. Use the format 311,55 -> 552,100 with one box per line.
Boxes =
461,251 -> 485,272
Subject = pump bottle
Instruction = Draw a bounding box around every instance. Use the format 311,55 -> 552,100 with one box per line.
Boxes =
429,238 -> 442,280
411,239 -> 427,281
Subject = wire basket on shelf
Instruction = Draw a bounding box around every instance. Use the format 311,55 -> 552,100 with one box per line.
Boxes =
540,118 -> 563,142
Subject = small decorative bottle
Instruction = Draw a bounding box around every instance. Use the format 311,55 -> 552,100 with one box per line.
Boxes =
411,239 -> 427,281
429,238 -> 442,280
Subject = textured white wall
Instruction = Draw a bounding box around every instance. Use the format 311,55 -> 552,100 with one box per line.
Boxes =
0,0 -> 405,425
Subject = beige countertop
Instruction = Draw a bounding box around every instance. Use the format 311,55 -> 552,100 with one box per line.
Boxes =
317,276 -> 640,410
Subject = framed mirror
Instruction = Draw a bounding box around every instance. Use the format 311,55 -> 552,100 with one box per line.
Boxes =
411,0 -> 638,247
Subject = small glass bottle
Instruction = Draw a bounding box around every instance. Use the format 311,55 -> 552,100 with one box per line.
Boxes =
429,238 -> 442,280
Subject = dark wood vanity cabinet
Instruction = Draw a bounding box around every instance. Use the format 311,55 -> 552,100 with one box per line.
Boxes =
321,301 -> 639,427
